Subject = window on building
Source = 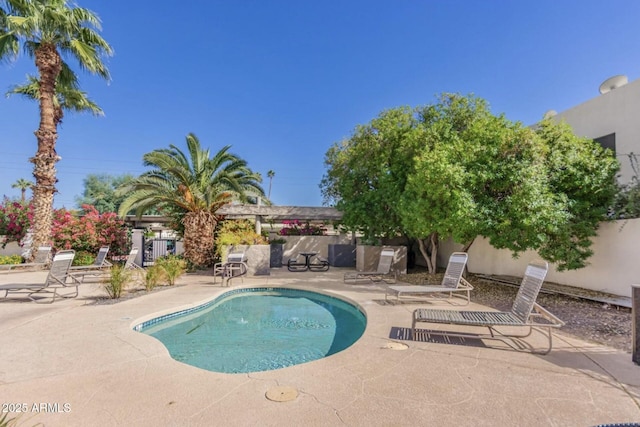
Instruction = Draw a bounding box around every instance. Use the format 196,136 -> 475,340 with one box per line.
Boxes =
594,133 -> 616,154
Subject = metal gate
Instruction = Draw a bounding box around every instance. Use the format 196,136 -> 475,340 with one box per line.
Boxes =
142,237 -> 176,266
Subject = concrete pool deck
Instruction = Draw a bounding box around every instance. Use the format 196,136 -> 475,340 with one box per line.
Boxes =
1,268 -> 639,426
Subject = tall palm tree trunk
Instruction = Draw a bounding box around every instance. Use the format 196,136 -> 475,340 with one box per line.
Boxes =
182,210 -> 217,268
30,45 -> 62,257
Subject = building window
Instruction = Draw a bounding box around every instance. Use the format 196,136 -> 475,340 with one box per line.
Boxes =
594,133 -> 616,154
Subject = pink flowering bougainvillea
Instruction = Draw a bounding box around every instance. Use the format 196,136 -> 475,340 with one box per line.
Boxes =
0,201 -> 130,255
0,198 -> 35,248
278,219 -> 327,236
51,205 -> 130,255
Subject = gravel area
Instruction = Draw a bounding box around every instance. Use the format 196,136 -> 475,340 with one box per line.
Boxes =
403,270 -> 633,353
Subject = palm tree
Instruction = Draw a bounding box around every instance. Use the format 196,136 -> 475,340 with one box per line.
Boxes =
11,178 -> 33,201
0,0 -> 112,259
267,170 -> 275,199
118,133 -> 265,268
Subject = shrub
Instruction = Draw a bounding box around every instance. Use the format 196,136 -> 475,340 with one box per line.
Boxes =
214,219 -> 267,258
72,251 -> 96,266
278,219 -> 327,236
155,255 -> 186,286
610,153 -> 640,219
0,198 -> 34,247
103,265 -> 131,299
143,264 -> 165,291
0,254 -> 23,265
51,205 -> 130,256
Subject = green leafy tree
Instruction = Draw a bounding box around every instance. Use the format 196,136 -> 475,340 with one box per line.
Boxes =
610,153 -> 640,219
118,133 -> 265,268
0,0 -> 113,260
401,95 -> 565,272
11,178 -> 33,201
75,174 -> 135,214
321,107 -> 418,242
534,119 -> 619,270
322,94 -> 619,273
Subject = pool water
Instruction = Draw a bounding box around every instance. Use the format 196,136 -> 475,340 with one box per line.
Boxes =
137,288 -> 367,373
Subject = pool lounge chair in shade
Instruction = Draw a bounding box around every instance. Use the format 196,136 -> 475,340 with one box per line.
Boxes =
0,250 -> 79,303
385,252 -> 472,304
411,260 -> 564,354
344,248 -> 396,284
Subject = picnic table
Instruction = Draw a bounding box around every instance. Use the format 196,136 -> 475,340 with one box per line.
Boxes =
287,252 -> 329,272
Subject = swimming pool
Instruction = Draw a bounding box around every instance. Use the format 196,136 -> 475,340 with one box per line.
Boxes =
134,288 -> 367,373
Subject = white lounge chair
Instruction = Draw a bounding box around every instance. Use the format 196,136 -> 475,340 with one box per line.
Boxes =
70,246 -> 111,271
213,250 -> 248,286
0,250 -> 79,303
123,247 -> 143,270
0,245 -> 52,271
385,252 -> 472,304
344,248 -> 396,284
69,246 -> 111,282
411,260 -> 564,354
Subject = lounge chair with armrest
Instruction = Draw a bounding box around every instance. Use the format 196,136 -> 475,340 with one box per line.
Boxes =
411,260 -> 564,354
344,248 -> 396,284
386,252 -> 472,304
68,246 -> 111,282
213,251 -> 248,286
0,250 -> 79,303
123,247 -> 143,270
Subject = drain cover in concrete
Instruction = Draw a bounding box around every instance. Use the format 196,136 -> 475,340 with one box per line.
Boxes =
382,342 -> 409,350
265,386 -> 299,402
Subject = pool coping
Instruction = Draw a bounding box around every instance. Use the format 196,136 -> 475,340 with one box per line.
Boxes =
130,284 -> 368,332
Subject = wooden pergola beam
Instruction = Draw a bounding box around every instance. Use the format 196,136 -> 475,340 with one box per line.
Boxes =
215,205 -> 343,221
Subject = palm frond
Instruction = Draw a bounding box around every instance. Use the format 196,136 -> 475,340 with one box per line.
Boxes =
6,68 -> 103,117
118,133 -> 265,219
1,0 -> 112,80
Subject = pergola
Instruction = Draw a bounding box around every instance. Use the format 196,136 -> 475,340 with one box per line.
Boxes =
215,204 -> 343,234
124,205 -> 343,235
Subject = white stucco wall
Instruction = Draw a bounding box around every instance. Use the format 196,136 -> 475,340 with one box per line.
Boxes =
552,77 -> 640,183
453,218 -> 640,298
0,241 -> 22,257
282,235 -> 351,259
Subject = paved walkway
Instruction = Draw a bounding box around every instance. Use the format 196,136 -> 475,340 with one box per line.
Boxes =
1,268 -> 639,426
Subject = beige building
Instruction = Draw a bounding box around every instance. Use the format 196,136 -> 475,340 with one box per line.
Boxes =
548,75 -> 640,183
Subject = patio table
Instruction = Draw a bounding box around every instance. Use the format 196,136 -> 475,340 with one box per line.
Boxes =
287,252 -> 329,272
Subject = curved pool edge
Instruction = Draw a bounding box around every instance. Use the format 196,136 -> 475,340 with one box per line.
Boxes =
130,284 -> 368,333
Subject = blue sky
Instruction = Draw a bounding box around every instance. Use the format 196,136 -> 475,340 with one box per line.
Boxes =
2,0 -> 640,209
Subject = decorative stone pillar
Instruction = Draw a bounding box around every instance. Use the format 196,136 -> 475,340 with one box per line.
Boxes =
131,229 -> 144,267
